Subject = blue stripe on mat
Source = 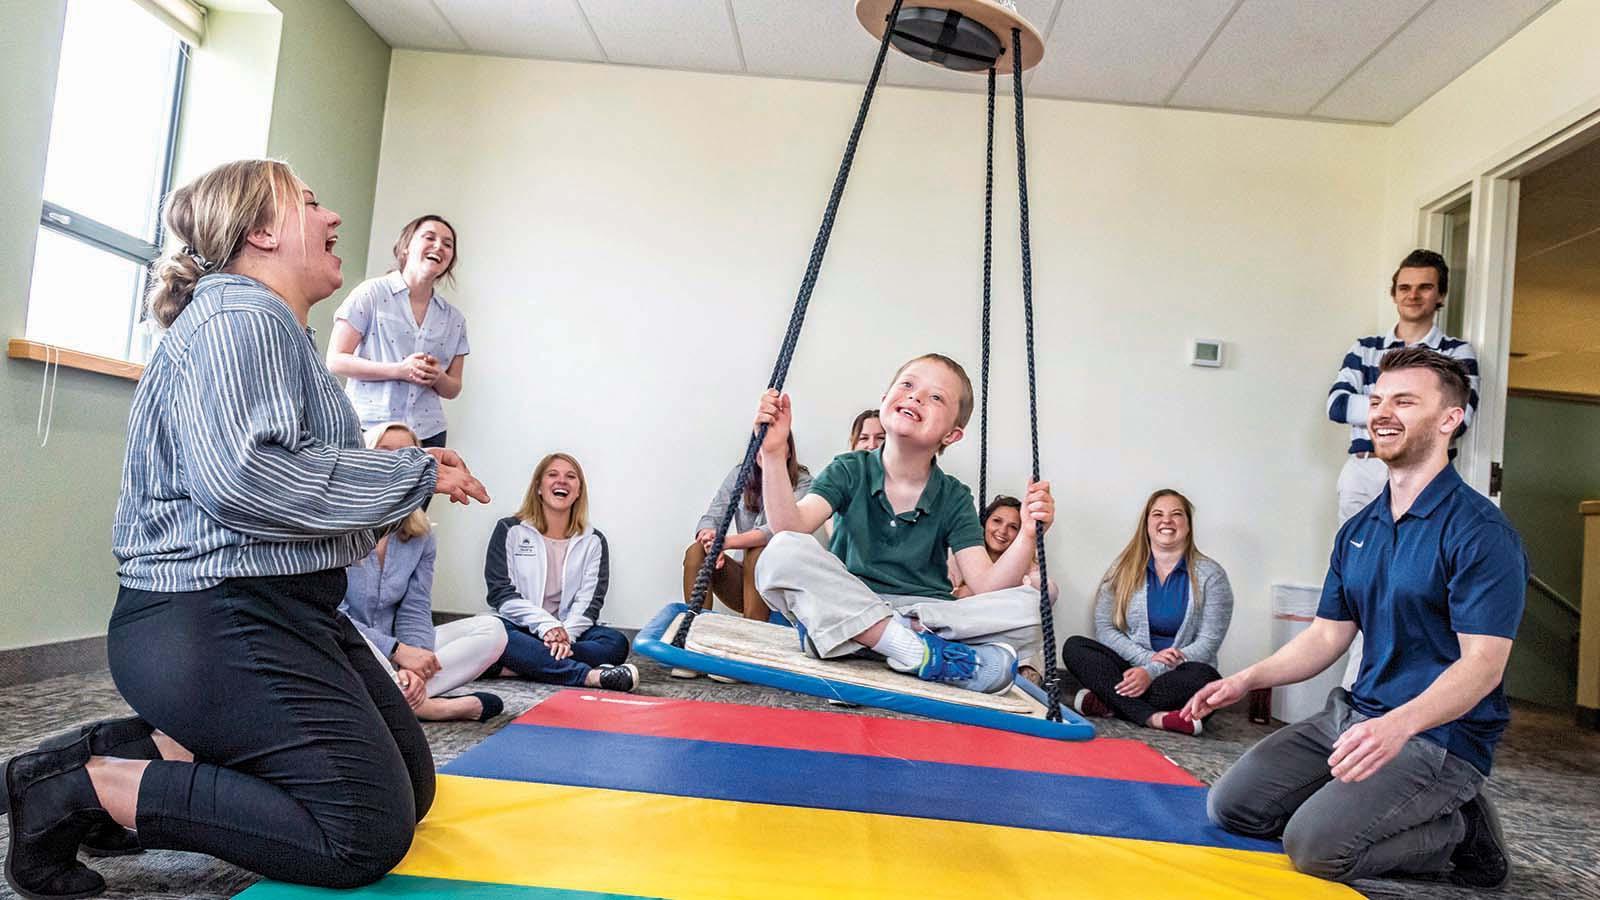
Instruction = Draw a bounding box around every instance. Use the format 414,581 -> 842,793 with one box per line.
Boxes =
442,723 -> 1275,853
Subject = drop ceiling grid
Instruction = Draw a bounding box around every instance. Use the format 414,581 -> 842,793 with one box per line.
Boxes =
345,0 -> 1558,125
1028,0 -> 1237,106
433,0 -> 602,63
1170,0 -> 1431,116
1312,0 -> 1556,122
578,0 -> 744,72
344,0 -> 465,51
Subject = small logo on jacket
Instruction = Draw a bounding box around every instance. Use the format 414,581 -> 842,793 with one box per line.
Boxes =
1349,539 -> 1365,549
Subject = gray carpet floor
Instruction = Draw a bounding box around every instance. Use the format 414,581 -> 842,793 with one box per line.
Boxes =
3,659 -> 1598,899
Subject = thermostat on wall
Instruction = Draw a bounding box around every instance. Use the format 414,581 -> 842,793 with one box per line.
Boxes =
1191,339 -> 1224,368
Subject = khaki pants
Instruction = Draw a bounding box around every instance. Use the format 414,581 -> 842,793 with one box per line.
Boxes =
754,531 -> 1044,669
683,540 -> 768,620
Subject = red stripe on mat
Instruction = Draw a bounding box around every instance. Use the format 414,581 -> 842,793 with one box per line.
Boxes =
512,690 -> 1203,786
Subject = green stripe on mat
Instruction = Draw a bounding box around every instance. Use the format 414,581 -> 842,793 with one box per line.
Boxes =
236,874 -> 656,899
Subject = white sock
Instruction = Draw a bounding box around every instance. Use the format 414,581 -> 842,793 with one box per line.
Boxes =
870,617 -> 927,670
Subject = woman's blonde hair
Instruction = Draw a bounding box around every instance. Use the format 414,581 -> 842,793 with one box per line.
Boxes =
516,453 -> 589,539
363,422 -> 431,540
1101,489 -> 1203,632
146,159 -> 305,328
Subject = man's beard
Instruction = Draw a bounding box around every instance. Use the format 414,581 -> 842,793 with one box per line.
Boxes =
1375,428 -> 1440,468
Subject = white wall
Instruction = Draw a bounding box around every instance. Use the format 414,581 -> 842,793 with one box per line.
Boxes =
368,49 -> 1389,673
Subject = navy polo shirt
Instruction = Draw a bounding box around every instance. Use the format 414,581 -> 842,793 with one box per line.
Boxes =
1317,464 -> 1526,775
1145,557 -> 1188,651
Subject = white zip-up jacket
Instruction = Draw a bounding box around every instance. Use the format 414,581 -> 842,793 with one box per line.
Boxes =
484,516 -> 609,639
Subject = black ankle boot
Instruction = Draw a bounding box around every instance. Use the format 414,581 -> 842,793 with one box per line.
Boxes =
3,734 -> 107,899
38,717 -> 155,858
1450,791 -> 1511,889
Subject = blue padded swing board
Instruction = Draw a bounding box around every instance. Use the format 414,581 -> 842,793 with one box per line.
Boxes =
633,602 -> 1095,740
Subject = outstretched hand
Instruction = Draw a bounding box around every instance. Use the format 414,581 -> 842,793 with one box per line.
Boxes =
1183,673 -> 1248,721
427,448 -> 490,505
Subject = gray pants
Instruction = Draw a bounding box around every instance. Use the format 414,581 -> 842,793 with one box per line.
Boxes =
754,531 -> 1044,668
1208,687 -> 1484,883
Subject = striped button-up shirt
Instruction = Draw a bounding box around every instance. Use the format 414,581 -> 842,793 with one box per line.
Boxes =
1325,324 -> 1480,455
114,274 -> 438,592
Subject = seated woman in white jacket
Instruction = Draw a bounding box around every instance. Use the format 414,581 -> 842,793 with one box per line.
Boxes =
341,422 -> 509,722
486,453 -> 638,691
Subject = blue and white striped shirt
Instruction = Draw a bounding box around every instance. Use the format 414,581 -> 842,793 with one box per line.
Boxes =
114,274 -> 438,592
1325,325 -> 1479,455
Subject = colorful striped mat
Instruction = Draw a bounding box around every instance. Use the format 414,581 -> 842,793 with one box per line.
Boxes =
238,691 -> 1359,899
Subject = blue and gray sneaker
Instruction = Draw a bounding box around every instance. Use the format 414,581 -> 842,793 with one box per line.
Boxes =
891,632 -> 1017,694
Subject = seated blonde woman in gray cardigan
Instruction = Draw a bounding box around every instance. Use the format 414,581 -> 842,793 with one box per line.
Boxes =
1061,489 -> 1233,736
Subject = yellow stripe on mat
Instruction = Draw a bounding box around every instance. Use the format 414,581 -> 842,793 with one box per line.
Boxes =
398,775 -> 1360,900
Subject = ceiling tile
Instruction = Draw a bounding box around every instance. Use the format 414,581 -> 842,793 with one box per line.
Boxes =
343,0 -> 466,51
1312,0 -> 1556,123
579,0 -> 743,72
734,0 -> 1057,94
435,0 -> 602,62
732,0 -> 870,82
1170,0 -> 1429,117
1029,0 -> 1236,105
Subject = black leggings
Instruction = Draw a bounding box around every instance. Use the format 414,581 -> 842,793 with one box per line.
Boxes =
1060,635 -> 1220,725
107,570 -> 434,888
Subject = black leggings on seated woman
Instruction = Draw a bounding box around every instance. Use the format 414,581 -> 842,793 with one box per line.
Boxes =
107,569 -> 434,888
1060,635 -> 1220,724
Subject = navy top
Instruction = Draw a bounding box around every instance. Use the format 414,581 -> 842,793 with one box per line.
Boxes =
1144,557 -> 1189,652
1317,464 -> 1526,775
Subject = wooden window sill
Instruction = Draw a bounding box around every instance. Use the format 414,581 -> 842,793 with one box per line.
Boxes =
8,338 -> 144,382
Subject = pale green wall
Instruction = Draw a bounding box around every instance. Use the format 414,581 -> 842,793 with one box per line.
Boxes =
1500,395 -> 1600,709
0,0 -> 390,651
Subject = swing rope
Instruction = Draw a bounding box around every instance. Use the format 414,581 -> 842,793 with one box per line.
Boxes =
1011,26 -> 1062,722
676,0 -> 907,645
977,66 -> 995,510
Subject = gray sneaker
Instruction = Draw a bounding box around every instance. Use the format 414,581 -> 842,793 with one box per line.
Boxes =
889,632 -> 1017,694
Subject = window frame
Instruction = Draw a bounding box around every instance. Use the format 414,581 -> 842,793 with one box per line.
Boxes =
31,10 -> 189,363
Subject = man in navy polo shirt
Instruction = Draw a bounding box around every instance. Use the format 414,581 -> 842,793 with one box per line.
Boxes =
1186,346 -> 1525,889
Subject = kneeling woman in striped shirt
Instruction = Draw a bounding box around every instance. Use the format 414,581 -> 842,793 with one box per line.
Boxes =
342,422 -> 508,723
2,159 -> 490,899
486,453 -> 638,692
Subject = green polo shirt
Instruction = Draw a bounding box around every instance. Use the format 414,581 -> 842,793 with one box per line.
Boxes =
808,449 -> 984,600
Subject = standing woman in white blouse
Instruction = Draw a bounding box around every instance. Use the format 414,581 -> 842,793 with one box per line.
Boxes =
327,215 -> 469,448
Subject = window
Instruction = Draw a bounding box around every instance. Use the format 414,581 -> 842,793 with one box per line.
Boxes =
25,0 -> 189,363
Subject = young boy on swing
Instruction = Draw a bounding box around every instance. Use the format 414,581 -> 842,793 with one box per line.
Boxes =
753,353 -> 1055,694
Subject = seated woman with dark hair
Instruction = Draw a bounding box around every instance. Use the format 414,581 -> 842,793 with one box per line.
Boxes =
682,432 -> 811,620
847,408 -> 885,452
948,493 -> 1053,685
1061,489 -> 1233,736
487,453 -> 638,692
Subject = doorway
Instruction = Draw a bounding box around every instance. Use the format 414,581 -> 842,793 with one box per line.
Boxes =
1496,134 -> 1600,709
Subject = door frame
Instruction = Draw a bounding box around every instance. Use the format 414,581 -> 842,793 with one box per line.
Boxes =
1415,105 -> 1600,499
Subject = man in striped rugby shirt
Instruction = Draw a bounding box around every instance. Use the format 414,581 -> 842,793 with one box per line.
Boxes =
1326,248 -> 1479,685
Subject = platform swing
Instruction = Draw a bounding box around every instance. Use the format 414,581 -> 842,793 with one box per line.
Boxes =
633,0 -> 1092,741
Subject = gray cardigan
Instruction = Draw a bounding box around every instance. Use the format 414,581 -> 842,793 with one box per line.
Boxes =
696,464 -> 812,536
1093,556 -> 1233,677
